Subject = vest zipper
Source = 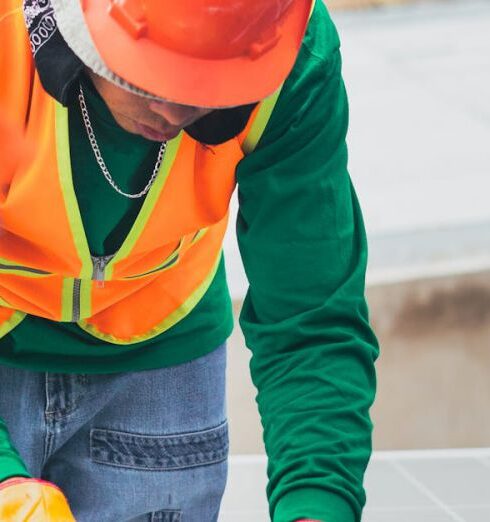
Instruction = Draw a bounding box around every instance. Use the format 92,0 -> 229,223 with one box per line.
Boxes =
72,278 -> 81,322
91,255 -> 115,285
0,263 -> 50,275
70,256 -> 114,322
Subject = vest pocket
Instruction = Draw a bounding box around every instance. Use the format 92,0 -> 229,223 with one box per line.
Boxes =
190,227 -> 208,245
0,259 -> 51,277
122,240 -> 182,279
123,228 -> 208,280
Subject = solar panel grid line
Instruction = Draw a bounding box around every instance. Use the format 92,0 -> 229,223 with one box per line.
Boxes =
389,460 -> 467,522
372,448 -> 490,461
476,456 -> 490,471
365,505 -> 490,511
220,452 -> 490,520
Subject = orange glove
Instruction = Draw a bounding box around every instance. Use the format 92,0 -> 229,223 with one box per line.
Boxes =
0,478 -> 76,521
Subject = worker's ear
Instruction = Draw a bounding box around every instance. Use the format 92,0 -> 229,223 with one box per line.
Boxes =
184,103 -> 258,146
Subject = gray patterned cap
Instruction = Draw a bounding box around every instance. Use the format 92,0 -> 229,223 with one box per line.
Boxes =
50,0 -> 166,101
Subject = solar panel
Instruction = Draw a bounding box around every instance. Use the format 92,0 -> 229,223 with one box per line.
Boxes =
219,450 -> 490,521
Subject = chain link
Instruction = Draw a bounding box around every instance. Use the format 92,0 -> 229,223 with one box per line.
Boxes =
78,85 -> 167,199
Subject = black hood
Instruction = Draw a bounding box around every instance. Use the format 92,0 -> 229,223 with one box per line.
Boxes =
22,0 -> 257,145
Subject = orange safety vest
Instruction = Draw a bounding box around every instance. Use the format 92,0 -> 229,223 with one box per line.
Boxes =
0,3 -> 280,344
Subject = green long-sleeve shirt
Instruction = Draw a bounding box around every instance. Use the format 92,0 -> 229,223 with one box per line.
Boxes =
0,2 -> 379,521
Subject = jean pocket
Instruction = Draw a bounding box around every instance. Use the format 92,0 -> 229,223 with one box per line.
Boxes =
90,419 -> 229,471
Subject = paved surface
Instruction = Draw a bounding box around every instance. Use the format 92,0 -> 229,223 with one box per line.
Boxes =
336,0 -> 490,235
223,0 -> 490,299
219,449 -> 490,521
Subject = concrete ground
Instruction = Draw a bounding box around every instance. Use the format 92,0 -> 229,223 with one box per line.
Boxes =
336,0 -> 490,237
224,0 -> 490,455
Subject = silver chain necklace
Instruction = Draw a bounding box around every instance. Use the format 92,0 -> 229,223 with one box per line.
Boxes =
78,85 -> 167,199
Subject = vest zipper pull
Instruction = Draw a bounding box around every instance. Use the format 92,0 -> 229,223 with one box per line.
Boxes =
92,255 -> 114,288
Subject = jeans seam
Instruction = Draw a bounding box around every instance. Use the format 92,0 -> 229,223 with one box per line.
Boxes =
91,418 -> 228,441
90,453 -> 228,472
42,373 -> 54,465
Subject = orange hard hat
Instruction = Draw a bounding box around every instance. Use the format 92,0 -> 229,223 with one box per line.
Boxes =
81,0 -> 314,108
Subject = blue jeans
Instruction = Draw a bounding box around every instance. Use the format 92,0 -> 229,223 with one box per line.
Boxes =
0,343 -> 229,522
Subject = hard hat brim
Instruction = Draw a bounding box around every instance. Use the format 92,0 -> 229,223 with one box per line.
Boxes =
82,0 -> 313,108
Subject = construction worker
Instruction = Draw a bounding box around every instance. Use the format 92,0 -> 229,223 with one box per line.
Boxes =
0,0 -> 379,521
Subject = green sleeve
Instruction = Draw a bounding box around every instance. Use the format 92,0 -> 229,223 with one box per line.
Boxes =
235,18 -> 379,522
0,419 -> 31,482
0,5 -> 32,485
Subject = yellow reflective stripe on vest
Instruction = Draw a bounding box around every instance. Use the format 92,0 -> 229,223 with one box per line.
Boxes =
191,227 -> 208,244
241,86 -> 283,155
0,258 -> 51,278
77,250 -> 223,345
104,131 -> 183,281
309,0 -> 316,18
79,278 -> 92,319
123,237 -> 184,280
60,277 -> 92,322
0,310 -> 26,337
55,103 -> 93,280
60,277 -> 75,322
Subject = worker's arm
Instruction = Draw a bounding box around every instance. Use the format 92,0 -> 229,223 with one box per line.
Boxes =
0,0 -> 37,484
0,110 -> 76,522
0,112 -> 76,520
0,107 -> 31,482
0,14 -> 76,514
0,420 -> 30,482
235,6 -> 379,521
0,5 -> 33,476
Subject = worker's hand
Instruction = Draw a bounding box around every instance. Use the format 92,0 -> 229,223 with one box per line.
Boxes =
0,477 -> 76,521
